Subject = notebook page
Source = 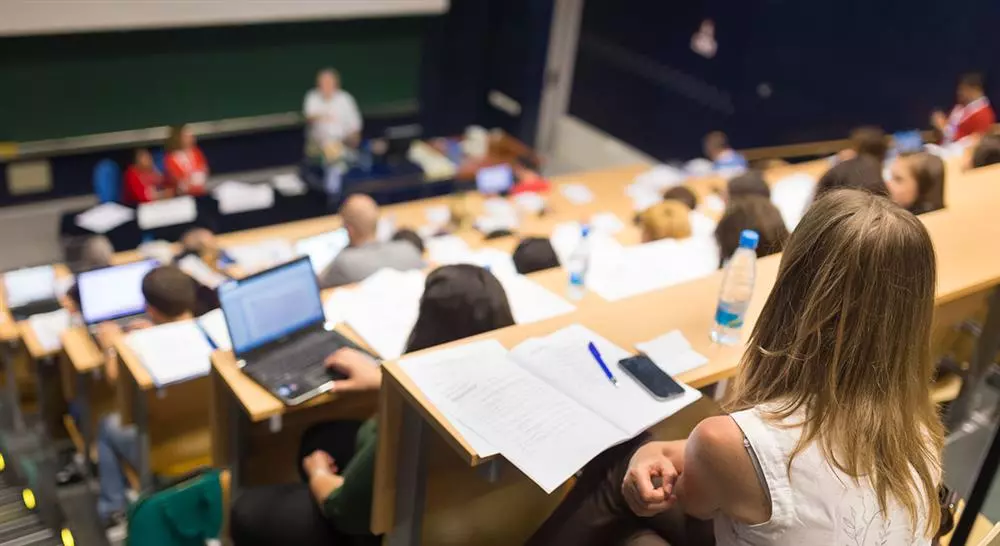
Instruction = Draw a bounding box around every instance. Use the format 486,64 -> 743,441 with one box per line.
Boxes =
509,324 -> 702,438
27,309 -> 71,352
197,309 -> 231,351
344,269 -> 424,359
494,272 -> 575,325
75,202 -> 135,234
126,320 -> 213,387
400,339 -> 625,493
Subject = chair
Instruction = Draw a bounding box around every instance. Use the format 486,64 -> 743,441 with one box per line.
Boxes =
93,159 -> 122,203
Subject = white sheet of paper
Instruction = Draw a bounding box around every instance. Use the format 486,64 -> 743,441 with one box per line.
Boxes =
27,309 -> 71,353
586,237 -> 717,302
344,269 -> 425,359
177,255 -> 228,289
271,173 -> 308,196
126,320 -> 213,387
635,330 -> 709,377
425,235 -> 472,265
513,192 -> 546,214
632,165 -> 686,191
3,265 -> 56,308
196,308 -> 231,351
75,202 -> 135,234
467,248 -> 518,278
627,185 -> 664,212
137,196 -> 197,230
377,216 -> 396,242
495,272 -> 575,325
590,212 -> 624,235
295,229 -> 350,274
322,288 -> 357,327
214,181 -> 275,215
684,158 -> 714,176
424,205 -> 451,227
701,193 -> 725,214
688,211 -> 718,238
225,239 -> 295,274
559,183 -> 594,205
770,173 -> 817,231
400,339 -> 623,493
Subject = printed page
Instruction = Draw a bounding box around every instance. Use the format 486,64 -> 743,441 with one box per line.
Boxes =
271,173 -> 308,196
126,320 -> 214,387
137,196 -> 197,230
494,272 -> 575,325
74,202 -> 135,234
400,339 -> 626,493
27,309 -> 71,352
215,181 -> 275,215
225,239 -> 295,274
344,269 -> 425,359
177,255 -> 229,289
635,330 -> 708,376
197,308 -> 231,351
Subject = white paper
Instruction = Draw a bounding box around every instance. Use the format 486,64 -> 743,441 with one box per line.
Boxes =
550,223 -> 624,268
27,309 -> 71,353
126,320 -> 213,387
138,240 -> 177,265
271,173 -> 308,196
770,173 -> 817,231
74,202 -> 135,234
322,288 -> 357,327
635,330 -> 709,377
627,185 -> 664,213
684,158 -> 714,176
295,229 -> 350,274
632,165 -> 686,191
214,181 -> 275,215
590,212 -> 624,235
701,193 -> 726,214
495,272 -> 575,325
688,210 -> 718,238
137,196 -> 197,230
424,205 -> 451,227
3,265 -> 56,308
196,308 -> 231,351
344,269 -> 425,359
476,198 -> 520,233
225,239 -> 295,274
559,183 -> 595,205
586,237 -> 717,302
377,216 -> 396,243
513,192 -> 546,215
177,255 -> 229,289
466,248 -> 518,279
425,235 -> 472,265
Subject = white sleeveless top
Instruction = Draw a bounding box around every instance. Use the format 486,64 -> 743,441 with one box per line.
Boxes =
713,406 -> 931,546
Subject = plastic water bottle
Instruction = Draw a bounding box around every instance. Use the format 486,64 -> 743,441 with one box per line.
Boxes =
566,225 -> 592,301
711,230 -> 759,345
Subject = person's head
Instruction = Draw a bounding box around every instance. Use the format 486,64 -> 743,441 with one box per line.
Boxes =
639,200 -> 692,243
392,228 -> 425,255
814,156 -> 889,200
405,265 -> 515,353
887,152 -> 945,214
661,186 -> 697,210
134,148 -> 154,170
317,68 -> 340,97
715,195 -> 789,264
166,124 -> 195,152
141,266 -> 197,324
726,170 -> 770,201
79,236 -> 114,271
848,126 -> 888,165
512,237 -> 560,275
703,131 -> 730,160
729,189 -> 942,537
340,194 -> 380,246
957,72 -> 986,105
971,134 -> 1000,168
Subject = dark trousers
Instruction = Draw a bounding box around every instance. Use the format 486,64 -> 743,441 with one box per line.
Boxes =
526,435 -> 715,546
231,420 -> 375,546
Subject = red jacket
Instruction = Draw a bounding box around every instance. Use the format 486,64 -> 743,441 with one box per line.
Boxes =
948,97 -> 996,142
164,148 -> 209,197
122,166 -> 163,204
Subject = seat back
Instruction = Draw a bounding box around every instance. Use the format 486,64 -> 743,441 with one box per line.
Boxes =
93,159 -> 122,203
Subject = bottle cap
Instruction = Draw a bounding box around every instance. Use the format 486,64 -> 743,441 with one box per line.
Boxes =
739,229 -> 760,250
581,225 -> 591,238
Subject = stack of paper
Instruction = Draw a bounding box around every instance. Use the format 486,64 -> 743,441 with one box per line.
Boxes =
344,269 -> 426,359
408,141 -> 458,181
177,255 -> 229,289
196,308 -> 231,351
425,235 -> 472,265
126,320 -> 213,387
271,173 -> 308,196
466,248 -> 518,278
137,196 -> 197,230
3,265 -> 56,308
295,229 -> 350,274
27,309 -> 71,353
399,324 -> 701,493
586,237 -> 718,301
495,273 -> 575,325
213,181 -> 275,215
559,183 -> 595,205
75,202 -> 135,234
635,330 -> 708,376
770,173 -> 817,231
225,239 -> 295,274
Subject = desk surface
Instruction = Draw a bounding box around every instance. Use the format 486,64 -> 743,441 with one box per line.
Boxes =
61,327 -> 106,374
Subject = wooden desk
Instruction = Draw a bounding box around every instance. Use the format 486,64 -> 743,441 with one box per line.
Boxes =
60,326 -> 118,458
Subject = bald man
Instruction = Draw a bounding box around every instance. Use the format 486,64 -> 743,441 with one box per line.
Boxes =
318,194 -> 423,288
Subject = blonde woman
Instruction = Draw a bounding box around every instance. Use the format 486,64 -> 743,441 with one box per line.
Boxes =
639,200 -> 692,242
530,189 -> 943,546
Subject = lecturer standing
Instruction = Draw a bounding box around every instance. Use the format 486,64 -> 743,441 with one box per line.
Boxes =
304,68 -> 363,158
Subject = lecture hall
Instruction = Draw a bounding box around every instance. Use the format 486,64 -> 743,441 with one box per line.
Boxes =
0,1 -> 999,545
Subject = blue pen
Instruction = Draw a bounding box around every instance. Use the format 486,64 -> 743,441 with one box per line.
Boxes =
588,342 -> 619,387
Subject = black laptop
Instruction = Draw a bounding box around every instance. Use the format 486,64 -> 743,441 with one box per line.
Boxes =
3,265 -> 61,321
218,256 -> 371,406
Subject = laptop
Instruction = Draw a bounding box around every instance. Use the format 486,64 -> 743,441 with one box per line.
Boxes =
294,229 -> 350,274
3,265 -> 61,320
476,163 -> 515,195
218,256 -> 370,406
77,259 -> 158,329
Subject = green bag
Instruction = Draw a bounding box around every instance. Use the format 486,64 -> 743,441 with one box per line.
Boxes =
126,469 -> 224,546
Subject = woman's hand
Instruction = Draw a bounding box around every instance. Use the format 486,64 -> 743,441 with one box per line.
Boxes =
325,348 -> 381,393
622,442 -> 679,517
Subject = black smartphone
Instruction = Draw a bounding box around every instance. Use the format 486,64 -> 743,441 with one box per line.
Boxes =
619,355 -> 686,401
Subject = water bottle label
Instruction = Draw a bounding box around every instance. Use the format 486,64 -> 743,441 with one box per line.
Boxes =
715,302 -> 744,328
569,272 -> 585,286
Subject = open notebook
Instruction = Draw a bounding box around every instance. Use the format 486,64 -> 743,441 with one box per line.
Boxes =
399,324 -> 701,493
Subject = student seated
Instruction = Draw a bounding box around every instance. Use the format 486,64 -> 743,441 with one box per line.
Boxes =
318,194 -> 423,288
814,156 -> 889,200
96,266 -> 197,529
932,72 -> 996,144
715,196 -> 789,266
513,237 -> 560,274
838,126 -> 888,167
639,201 -> 692,243
725,170 -> 770,201
164,124 -> 209,197
703,131 -> 747,171
970,134 -> 1000,168
661,186 -> 698,210
887,152 -> 945,215
529,189 -> 944,546
391,228 -> 425,255
230,264 -> 516,546
122,148 -> 165,205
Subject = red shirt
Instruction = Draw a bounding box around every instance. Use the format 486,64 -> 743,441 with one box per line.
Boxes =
947,97 -> 996,142
164,147 -> 209,197
122,166 -> 164,204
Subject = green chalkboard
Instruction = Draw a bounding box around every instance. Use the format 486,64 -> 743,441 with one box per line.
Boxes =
0,17 -> 425,142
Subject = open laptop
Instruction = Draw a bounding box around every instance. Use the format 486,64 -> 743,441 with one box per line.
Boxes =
218,256 -> 370,406
77,259 -> 158,330
3,265 -> 61,320
476,163 -> 514,195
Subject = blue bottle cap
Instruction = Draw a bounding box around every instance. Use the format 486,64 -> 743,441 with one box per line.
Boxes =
581,225 -> 591,237
739,229 -> 760,250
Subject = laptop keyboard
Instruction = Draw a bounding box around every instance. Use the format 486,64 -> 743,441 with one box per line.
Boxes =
10,299 -> 62,321
254,334 -> 350,382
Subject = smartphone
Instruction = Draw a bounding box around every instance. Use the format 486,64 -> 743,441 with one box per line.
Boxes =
619,355 -> 686,401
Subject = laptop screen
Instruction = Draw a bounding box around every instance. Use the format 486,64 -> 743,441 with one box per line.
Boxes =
219,257 -> 325,356
3,265 -> 56,308
78,260 -> 158,325
295,229 -> 350,274
476,164 -> 514,195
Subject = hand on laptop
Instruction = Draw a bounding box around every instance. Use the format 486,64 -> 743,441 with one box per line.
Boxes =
325,348 -> 381,393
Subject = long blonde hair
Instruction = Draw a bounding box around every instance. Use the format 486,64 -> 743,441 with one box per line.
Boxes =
728,189 -> 943,536
640,200 -> 692,242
